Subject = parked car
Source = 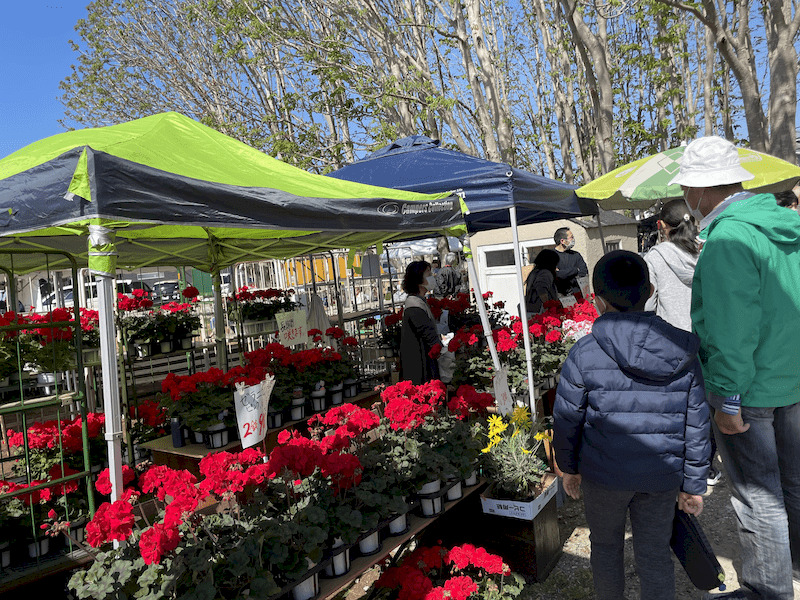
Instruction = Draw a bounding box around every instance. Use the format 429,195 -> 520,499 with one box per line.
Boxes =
151,280 -> 182,304
37,281 -> 142,312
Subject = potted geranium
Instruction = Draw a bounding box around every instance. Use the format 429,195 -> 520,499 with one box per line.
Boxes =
0,310 -> 30,385
160,369 -> 236,448
6,413 -> 106,479
79,308 -> 101,364
25,307 -> 76,388
373,542 -> 525,599
227,286 -> 297,334
117,291 -> 156,357
380,380 -> 456,516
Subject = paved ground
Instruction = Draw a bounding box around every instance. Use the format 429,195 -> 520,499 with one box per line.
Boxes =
339,463 -> 800,600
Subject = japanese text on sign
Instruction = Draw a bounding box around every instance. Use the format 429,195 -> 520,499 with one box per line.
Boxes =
493,365 -> 513,416
276,310 -> 308,347
234,375 -> 276,448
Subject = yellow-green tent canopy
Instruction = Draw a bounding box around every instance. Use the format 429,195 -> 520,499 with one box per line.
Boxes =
0,112 -> 464,273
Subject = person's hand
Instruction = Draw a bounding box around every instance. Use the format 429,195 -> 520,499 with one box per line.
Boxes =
715,409 -> 750,435
562,473 -> 582,500
678,492 -> 704,516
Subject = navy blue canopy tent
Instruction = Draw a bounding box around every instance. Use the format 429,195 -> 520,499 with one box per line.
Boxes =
331,136 -> 601,417
329,136 -> 598,231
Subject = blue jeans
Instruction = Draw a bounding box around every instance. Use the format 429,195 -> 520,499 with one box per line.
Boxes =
712,403 -> 800,600
582,478 -> 678,600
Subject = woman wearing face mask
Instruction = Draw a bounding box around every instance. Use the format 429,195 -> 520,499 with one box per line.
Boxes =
643,199 -> 700,332
399,260 -> 441,384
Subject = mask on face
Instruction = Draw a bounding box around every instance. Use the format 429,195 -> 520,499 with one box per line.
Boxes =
564,239 -> 575,250
684,190 -> 705,223
424,275 -> 436,290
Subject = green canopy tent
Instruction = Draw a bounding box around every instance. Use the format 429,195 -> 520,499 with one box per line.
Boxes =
0,112 -> 464,499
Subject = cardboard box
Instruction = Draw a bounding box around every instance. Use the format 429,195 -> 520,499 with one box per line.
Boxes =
480,473 -> 558,521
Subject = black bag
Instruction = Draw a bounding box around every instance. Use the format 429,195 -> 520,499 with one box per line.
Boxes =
670,504 -> 725,591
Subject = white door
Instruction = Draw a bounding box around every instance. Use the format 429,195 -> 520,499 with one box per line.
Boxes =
477,239 -> 555,319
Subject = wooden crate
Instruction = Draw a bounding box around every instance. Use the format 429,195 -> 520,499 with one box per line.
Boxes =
421,478 -> 562,582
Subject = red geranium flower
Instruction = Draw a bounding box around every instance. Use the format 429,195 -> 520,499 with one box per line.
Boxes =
326,326 -> 346,339
139,522 -> 181,565
95,465 -> 136,496
545,330 -> 562,343
85,500 -> 136,547
181,285 -> 199,299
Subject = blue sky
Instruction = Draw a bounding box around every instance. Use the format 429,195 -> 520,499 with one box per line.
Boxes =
0,2 -> 89,159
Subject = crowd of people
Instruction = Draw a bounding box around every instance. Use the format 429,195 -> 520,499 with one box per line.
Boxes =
555,136 -> 800,600
397,135 -> 800,600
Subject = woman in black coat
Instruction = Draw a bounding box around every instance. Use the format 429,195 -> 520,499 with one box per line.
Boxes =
524,249 -> 560,314
399,260 -> 441,385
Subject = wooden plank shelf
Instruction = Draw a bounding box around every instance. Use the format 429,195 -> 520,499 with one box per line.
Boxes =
315,480 -> 487,599
140,389 -> 381,477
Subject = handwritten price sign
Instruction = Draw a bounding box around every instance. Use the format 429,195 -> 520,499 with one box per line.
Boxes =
234,375 -> 276,448
276,310 -> 308,347
493,365 -> 513,417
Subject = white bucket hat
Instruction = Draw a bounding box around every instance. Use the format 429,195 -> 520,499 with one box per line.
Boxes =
669,136 -> 754,188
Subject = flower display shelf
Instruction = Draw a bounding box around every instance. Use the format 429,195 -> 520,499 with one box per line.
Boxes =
419,474 -> 561,583
0,546 -> 93,593
412,478 -> 465,518
265,480 -> 486,600
140,389 -> 381,478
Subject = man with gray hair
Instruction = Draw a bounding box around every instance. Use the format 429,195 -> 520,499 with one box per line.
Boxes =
670,136 -> 800,600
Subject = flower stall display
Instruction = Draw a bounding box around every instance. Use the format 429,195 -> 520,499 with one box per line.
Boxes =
0,310 -> 30,383
160,364 -> 266,447
449,296 -> 598,395
63,375 -> 497,600
6,413 -> 106,479
373,542 -> 525,600
227,286 -> 297,334
79,308 -> 101,363
480,407 -> 551,504
26,307 -> 76,374
119,290 -> 201,356
379,380 -> 490,516
0,463 -> 87,562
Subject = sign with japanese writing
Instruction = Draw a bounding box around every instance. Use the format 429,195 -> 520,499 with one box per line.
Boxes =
493,365 -> 513,416
559,295 -> 577,308
276,310 -> 308,347
234,375 -> 275,449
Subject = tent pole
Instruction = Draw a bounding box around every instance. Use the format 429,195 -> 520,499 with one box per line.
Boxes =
87,226 -> 123,506
96,274 -> 124,508
596,213 -> 608,254
212,269 -> 228,371
309,254 -> 318,295
463,238 -> 501,371
329,251 -> 345,328
510,207 -> 538,420
385,244 -> 396,313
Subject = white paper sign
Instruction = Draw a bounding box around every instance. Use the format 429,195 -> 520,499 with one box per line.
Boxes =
559,295 -> 577,308
276,310 -> 308,347
577,275 -> 591,299
234,375 -> 275,448
493,365 -> 514,417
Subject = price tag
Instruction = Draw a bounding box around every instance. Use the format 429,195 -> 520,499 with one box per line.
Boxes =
559,295 -> 577,308
577,275 -> 591,299
493,365 -> 513,416
234,375 -> 275,448
276,310 -> 308,347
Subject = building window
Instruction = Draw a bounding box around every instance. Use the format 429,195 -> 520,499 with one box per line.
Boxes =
605,240 -> 621,252
527,245 -> 557,264
485,249 -> 516,268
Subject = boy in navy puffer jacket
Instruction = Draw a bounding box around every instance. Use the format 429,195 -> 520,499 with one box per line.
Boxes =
553,250 -> 710,600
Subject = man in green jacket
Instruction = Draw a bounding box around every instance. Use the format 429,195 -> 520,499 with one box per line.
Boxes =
670,136 -> 800,600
